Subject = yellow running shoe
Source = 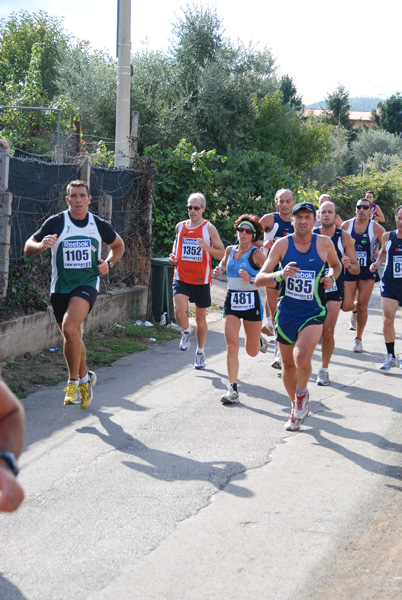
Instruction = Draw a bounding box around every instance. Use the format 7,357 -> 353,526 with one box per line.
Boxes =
79,370 -> 97,409
64,381 -> 79,405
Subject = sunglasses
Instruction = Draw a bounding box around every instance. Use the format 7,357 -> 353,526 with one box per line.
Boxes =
356,205 -> 370,210
237,227 -> 253,234
187,205 -> 201,211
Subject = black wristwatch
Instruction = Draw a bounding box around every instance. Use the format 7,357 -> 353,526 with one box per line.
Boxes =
107,260 -> 114,269
250,276 -> 256,284
0,452 -> 19,476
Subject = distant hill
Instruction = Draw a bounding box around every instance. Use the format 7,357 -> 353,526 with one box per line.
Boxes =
306,97 -> 382,111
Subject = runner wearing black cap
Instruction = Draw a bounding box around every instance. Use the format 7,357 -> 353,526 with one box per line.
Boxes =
256,202 -> 341,431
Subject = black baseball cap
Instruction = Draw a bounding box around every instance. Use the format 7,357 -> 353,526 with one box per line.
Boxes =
291,202 -> 317,217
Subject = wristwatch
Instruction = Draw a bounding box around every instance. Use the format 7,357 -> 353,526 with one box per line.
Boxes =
0,452 -> 19,476
250,276 -> 256,284
107,260 -> 114,269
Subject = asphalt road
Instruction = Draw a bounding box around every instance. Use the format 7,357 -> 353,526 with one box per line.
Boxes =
1,279 -> 401,600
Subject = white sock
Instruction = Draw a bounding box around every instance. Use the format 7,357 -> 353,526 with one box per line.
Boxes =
79,372 -> 89,385
196,347 -> 204,354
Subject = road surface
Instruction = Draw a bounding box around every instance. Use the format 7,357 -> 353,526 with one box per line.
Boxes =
0,279 -> 401,599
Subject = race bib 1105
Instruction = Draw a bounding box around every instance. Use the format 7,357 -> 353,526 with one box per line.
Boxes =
62,239 -> 92,269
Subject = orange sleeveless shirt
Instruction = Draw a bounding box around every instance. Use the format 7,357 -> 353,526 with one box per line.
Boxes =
175,219 -> 212,284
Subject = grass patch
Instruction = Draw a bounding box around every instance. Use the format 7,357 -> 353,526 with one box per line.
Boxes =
1,320 -> 180,399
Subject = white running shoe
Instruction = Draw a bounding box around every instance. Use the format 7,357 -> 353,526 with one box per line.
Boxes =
221,388 -> 239,404
271,343 -> 281,369
259,336 -> 268,353
349,312 -> 357,331
285,408 -> 300,431
379,354 -> 397,371
316,367 -> 330,386
353,337 -> 363,353
194,351 -> 206,370
294,388 -> 310,421
179,326 -> 193,351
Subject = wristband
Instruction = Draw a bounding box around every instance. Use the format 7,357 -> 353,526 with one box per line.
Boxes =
345,264 -> 351,270
274,271 -> 283,283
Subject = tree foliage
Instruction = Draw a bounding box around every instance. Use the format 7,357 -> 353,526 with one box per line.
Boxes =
249,92 -> 332,173
372,93 -> 402,136
350,128 -> 402,170
279,75 -> 302,111
57,41 -> 117,142
325,160 -> 402,230
146,139 -> 299,254
310,125 -> 350,187
324,85 -> 352,131
0,11 -> 67,101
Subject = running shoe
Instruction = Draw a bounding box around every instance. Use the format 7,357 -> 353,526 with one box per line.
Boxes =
294,388 -> 309,421
271,343 -> 282,369
179,326 -> 193,351
259,336 -> 268,353
285,408 -> 300,432
194,351 -> 206,370
221,389 -> 239,404
79,370 -> 97,408
316,367 -> 330,386
349,312 -> 357,331
63,381 -> 79,405
379,354 -> 397,371
353,337 -> 363,353
261,319 -> 274,336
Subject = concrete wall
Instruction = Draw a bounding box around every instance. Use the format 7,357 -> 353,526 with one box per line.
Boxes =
0,286 -> 147,363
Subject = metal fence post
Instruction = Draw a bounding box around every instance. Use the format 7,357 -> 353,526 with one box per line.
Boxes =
0,189 -> 12,297
80,156 -> 92,189
0,145 -> 9,191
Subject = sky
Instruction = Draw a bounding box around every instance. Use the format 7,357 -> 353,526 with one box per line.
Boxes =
1,0 -> 400,105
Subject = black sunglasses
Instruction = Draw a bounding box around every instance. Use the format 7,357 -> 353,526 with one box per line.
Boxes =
237,227 -> 253,234
187,205 -> 201,211
356,205 -> 370,210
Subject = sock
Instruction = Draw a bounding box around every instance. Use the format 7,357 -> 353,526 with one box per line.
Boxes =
196,347 -> 204,354
230,383 -> 238,393
321,367 -> 329,373
296,385 -> 307,395
79,372 -> 89,385
68,379 -> 79,386
386,342 -> 395,357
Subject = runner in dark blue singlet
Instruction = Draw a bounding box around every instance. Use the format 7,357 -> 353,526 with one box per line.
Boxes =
341,199 -> 385,353
370,205 -> 402,371
313,201 -> 359,386
256,203 -> 341,432
259,189 -> 296,369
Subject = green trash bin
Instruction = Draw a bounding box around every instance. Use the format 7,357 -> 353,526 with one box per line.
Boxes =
147,258 -> 176,324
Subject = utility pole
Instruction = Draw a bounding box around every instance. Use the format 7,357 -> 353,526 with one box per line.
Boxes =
114,0 -> 132,168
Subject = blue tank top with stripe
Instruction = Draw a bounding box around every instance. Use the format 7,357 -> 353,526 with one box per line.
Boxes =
277,234 -> 326,318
